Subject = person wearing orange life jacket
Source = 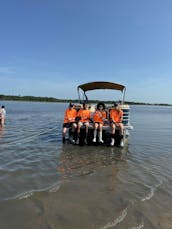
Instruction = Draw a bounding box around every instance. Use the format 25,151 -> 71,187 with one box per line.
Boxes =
110,102 -> 124,146
92,102 -> 107,143
76,103 -> 91,144
62,103 -> 77,143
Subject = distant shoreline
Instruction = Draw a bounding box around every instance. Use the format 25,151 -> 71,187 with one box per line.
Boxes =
0,94 -> 171,106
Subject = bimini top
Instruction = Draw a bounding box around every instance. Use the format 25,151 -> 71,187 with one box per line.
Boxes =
78,81 -> 125,92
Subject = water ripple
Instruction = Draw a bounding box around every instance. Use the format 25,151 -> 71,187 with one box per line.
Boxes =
98,207 -> 128,229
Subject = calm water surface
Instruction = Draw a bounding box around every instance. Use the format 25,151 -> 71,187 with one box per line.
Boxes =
0,101 -> 172,229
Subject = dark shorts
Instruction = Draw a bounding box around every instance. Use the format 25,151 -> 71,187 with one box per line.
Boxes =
63,122 -> 76,128
110,121 -> 122,125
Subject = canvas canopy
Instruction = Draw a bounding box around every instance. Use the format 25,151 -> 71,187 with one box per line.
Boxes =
77,81 -> 125,92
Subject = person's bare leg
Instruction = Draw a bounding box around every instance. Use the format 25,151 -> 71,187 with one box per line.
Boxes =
119,123 -> 124,147
68,123 -> 77,143
119,123 -> 124,136
62,127 -> 67,143
76,122 -> 82,144
2,118 -> 5,126
98,123 -> 103,143
77,123 -> 82,134
111,123 -> 116,145
93,123 -> 98,142
85,122 -> 89,144
72,123 -> 77,132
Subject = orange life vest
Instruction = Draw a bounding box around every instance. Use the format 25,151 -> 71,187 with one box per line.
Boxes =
110,109 -> 123,123
63,108 -> 77,123
93,110 -> 106,123
77,109 -> 91,122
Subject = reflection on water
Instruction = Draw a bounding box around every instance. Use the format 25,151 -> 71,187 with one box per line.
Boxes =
58,145 -> 129,180
0,127 -> 4,139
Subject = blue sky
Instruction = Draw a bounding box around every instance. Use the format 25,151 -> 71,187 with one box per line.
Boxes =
0,0 -> 171,103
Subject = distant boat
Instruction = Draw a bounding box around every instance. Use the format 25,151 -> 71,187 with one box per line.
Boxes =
67,81 -> 133,147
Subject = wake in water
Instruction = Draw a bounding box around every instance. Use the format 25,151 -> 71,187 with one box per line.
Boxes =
132,223 -> 144,229
97,179 -> 163,229
3,181 -> 62,201
98,207 -> 128,229
141,180 -> 162,202
3,126 -> 59,146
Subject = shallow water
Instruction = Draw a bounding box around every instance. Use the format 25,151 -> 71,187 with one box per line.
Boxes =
0,101 -> 172,229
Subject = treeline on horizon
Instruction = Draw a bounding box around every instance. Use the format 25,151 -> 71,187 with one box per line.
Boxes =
0,94 -> 171,106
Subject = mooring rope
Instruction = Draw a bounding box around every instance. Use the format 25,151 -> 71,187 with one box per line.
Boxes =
3,126 -> 60,146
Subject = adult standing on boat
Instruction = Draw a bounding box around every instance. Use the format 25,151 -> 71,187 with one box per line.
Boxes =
62,103 -> 77,143
110,103 -> 124,146
76,103 -> 91,144
0,105 -> 6,128
92,102 -> 107,143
